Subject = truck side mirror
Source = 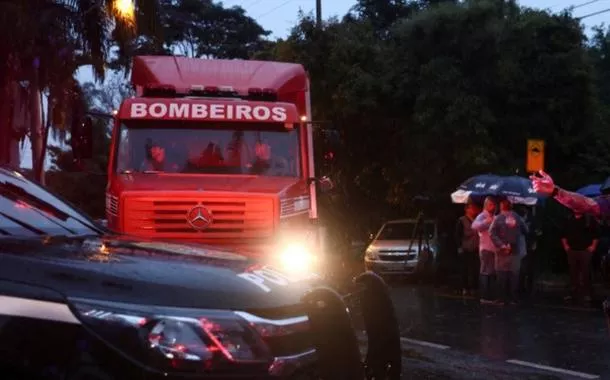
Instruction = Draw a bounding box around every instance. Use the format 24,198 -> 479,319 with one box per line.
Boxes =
318,176 -> 335,193
323,130 -> 340,163
72,116 -> 93,160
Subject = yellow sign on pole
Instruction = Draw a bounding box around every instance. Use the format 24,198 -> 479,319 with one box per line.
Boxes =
526,139 -> 545,173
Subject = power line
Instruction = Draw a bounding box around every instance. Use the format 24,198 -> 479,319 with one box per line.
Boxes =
577,6 -> 610,18
570,0 -> 603,10
256,0 -> 298,19
547,0 -> 602,11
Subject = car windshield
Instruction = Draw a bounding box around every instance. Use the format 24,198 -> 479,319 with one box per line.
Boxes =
376,221 -> 436,240
0,168 -> 102,237
115,120 -> 301,177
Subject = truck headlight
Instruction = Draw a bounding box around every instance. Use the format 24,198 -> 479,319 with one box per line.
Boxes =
70,298 -> 275,374
279,243 -> 317,273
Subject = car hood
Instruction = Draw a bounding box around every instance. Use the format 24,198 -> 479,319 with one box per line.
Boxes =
0,236 -> 324,311
117,173 -> 304,195
367,240 -> 436,252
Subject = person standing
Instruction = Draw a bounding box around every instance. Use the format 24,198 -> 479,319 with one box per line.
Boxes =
455,202 -> 481,296
530,170 -> 609,326
516,206 -> 539,298
490,198 -> 529,305
561,211 -> 599,304
472,196 -> 498,304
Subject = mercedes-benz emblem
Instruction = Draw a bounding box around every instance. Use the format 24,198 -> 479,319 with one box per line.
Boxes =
186,204 -> 213,230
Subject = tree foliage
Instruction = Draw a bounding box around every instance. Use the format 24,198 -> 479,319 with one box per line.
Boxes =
264,0 -> 610,235
0,0 -> 161,177
111,0 -> 270,69
45,80 -> 120,218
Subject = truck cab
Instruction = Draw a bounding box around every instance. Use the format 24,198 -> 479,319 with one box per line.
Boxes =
79,56 -> 334,275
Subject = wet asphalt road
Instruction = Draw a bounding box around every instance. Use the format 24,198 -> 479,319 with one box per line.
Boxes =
387,284 -> 610,379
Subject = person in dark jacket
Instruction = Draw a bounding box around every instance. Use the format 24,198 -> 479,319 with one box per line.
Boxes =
455,202 -> 481,296
515,206 -> 539,298
561,212 -> 600,304
531,171 -> 609,331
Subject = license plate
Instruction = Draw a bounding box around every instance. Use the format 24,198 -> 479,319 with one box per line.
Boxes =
381,265 -> 403,272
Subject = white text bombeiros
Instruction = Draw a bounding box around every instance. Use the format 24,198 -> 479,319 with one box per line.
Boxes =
129,102 -> 288,122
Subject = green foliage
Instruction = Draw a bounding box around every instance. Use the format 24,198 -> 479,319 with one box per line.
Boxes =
45,81 -> 115,219
262,0 -> 610,236
112,0 -> 270,69
45,120 -> 110,219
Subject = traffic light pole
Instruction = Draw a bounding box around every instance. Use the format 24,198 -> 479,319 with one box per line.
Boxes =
316,0 -> 322,27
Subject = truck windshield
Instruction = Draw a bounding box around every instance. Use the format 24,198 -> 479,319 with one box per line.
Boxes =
115,120 -> 301,177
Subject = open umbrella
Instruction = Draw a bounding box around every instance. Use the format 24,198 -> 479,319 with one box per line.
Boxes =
451,174 -> 539,206
576,184 -> 601,198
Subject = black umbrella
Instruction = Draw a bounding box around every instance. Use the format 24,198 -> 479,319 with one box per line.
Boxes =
451,174 -> 539,205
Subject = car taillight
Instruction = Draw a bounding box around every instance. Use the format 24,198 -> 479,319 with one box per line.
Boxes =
70,299 -> 273,374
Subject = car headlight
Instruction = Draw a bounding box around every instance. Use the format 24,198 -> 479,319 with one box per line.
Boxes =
70,298 -> 296,374
365,248 -> 378,260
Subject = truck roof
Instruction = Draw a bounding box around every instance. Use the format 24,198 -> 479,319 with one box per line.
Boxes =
132,56 -> 308,95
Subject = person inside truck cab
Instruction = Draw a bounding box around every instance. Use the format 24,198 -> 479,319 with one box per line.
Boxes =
141,140 -> 165,171
198,142 -> 224,168
250,138 -> 291,176
250,139 -> 275,175
225,131 -> 252,170
141,140 -> 179,172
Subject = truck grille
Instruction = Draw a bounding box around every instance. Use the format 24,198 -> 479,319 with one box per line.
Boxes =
122,195 -> 274,240
105,193 -> 118,217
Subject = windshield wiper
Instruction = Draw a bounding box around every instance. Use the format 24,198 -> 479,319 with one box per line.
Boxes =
0,181 -> 103,235
43,234 -> 102,243
0,211 -> 45,235
0,181 -> 70,221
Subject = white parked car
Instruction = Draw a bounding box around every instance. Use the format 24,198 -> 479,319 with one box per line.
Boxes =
364,218 -> 439,278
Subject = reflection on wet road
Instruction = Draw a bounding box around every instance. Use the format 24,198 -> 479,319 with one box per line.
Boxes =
390,285 -> 610,378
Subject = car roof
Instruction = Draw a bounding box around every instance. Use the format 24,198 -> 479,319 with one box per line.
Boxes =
385,218 -> 437,224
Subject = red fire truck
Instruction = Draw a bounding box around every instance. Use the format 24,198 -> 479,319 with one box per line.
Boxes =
74,56 -> 336,275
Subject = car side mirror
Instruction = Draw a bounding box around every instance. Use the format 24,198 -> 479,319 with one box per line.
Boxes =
71,116 -> 93,160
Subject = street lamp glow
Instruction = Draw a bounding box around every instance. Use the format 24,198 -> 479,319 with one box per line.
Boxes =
112,0 -> 135,23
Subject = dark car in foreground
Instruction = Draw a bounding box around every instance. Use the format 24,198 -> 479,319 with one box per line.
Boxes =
0,167 -> 401,380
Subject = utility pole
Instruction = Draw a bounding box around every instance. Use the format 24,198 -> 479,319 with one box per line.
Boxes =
316,0 -> 322,28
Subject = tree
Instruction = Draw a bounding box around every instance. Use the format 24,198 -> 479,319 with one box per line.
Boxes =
81,73 -> 135,113
46,78 -> 132,218
353,0 -> 419,33
264,0 -> 606,237
0,0 -> 161,182
111,0 -> 270,70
